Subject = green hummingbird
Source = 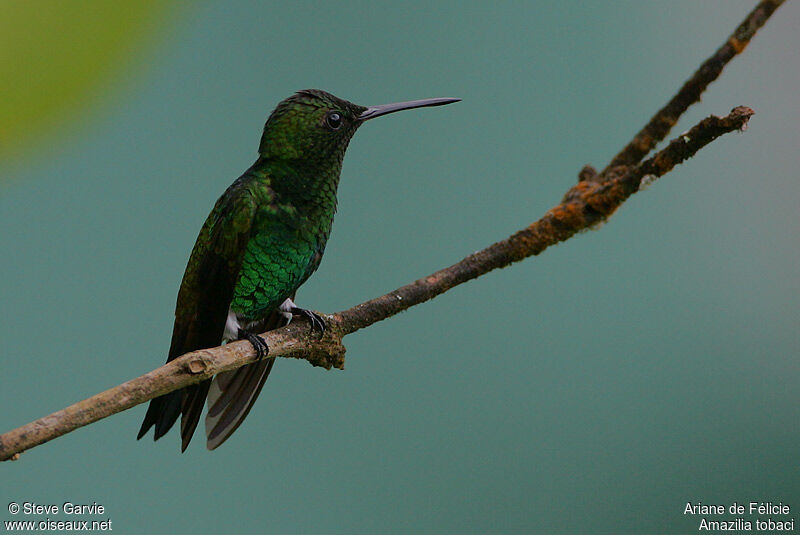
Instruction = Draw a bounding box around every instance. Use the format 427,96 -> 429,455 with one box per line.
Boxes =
137,89 -> 459,451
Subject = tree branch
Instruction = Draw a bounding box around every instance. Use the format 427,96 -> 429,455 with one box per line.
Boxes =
0,2 -> 783,462
605,0 -> 784,171
0,106 -> 755,462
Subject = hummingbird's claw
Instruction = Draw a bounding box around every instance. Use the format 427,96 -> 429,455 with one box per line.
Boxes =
289,307 -> 326,338
238,328 -> 269,360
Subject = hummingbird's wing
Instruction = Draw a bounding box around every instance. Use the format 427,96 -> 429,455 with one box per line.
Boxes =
137,177 -> 261,450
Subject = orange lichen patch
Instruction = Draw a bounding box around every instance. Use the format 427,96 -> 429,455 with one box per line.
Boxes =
728,36 -> 749,54
550,203 -> 587,230
562,181 -> 591,203
585,190 -> 623,219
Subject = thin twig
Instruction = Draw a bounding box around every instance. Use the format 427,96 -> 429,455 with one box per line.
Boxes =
605,0 -> 784,171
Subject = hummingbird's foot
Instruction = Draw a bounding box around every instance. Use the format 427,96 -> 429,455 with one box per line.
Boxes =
289,307 -> 326,337
238,328 -> 269,360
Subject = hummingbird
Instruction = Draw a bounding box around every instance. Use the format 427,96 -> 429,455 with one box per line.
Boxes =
137,89 -> 459,451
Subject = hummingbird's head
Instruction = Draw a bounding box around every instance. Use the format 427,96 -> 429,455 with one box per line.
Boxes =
258,89 -> 365,163
258,89 -> 460,165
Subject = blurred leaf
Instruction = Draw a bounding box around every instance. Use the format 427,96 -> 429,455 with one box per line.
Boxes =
0,0 -> 179,166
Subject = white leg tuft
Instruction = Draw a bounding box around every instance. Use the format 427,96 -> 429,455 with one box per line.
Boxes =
222,307 -> 242,343
279,298 -> 296,323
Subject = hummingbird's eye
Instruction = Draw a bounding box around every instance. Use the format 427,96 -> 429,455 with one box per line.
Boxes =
325,112 -> 343,130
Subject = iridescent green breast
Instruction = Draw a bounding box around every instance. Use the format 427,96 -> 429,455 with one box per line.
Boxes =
229,221 -> 318,320
228,181 -> 335,321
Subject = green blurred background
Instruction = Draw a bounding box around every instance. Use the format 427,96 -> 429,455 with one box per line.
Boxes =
1,1 -> 798,533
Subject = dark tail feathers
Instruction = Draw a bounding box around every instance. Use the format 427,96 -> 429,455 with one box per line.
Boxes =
136,390 -> 184,441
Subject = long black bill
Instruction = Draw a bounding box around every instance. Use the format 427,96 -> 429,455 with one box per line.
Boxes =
358,97 -> 460,121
